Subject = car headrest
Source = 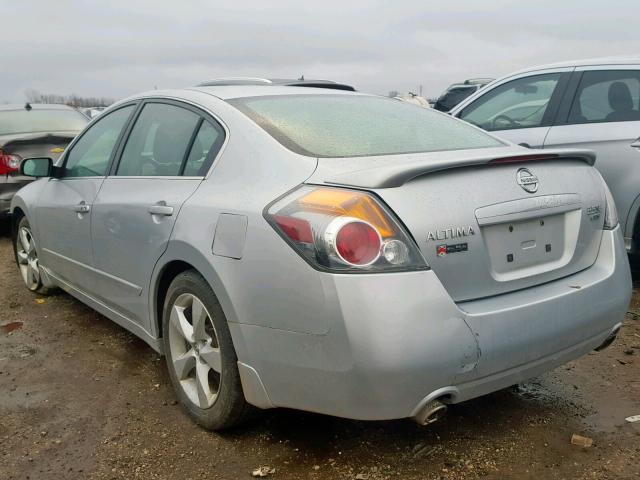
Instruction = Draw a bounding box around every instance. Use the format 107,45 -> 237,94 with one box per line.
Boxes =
608,81 -> 633,112
153,122 -> 190,165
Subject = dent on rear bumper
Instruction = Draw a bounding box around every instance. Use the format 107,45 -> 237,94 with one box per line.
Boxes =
232,227 -> 631,420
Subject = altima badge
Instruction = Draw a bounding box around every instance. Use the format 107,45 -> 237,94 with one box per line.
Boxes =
516,168 -> 539,193
427,226 -> 475,242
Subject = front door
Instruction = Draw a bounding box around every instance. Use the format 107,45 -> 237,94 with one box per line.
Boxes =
91,101 -> 226,328
456,72 -> 570,148
36,105 -> 135,290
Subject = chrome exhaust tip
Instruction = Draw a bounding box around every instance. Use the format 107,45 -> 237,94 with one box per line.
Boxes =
413,398 -> 448,426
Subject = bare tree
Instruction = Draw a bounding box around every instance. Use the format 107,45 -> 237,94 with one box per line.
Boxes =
24,88 -> 42,103
22,89 -> 114,107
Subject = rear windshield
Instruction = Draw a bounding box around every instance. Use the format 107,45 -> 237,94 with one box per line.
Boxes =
0,109 -> 89,136
228,94 -> 503,158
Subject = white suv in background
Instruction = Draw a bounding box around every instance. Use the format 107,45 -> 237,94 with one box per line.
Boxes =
451,57 -> 640,253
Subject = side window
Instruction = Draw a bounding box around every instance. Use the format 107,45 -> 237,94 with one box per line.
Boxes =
182,120 -> 225,176
116,103 -> 200,176
64,105 -> 134,178
568,70 -> 640,124
459,74 -> 562,131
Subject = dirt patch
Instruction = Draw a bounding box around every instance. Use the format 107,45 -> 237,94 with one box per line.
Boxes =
1,321 -> 23,334
0,229 -> 638,480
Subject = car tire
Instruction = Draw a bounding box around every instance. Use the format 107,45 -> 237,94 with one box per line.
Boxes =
13,216 -> 54,295
162,270 -> 257,430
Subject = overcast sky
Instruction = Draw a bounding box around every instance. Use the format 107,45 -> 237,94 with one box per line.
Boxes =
1,0 -> 638,103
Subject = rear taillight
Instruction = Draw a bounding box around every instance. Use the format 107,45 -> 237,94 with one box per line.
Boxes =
0,149 -> 21,175
326,217 -> 382,266
266,186 -> 428,272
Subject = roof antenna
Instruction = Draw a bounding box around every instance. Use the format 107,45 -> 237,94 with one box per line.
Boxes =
298,75 -> 304,81
25,102 -> 32,111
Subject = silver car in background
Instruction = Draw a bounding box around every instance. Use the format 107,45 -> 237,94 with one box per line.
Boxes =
11,84 -> 631,430
451,57 -> 640,254
0,103 -> 88,214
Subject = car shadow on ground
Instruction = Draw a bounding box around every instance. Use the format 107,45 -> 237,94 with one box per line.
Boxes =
629,255 -> 640,285
0,218 -> 11,238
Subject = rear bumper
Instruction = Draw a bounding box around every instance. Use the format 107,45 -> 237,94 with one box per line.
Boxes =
0,180 -> 30,214
231,227 -> 631,420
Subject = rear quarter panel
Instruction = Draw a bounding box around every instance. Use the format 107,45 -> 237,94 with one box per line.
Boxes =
151,95 -> 326,336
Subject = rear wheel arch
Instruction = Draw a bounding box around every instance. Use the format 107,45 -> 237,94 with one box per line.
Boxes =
152,258 -> 238,341
154,260 -> 198,338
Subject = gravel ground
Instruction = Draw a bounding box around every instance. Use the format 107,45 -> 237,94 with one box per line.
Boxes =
0,225 -> 638,480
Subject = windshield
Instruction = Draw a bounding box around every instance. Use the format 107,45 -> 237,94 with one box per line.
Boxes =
0,109 -> 89,136
229,94 -> 503,158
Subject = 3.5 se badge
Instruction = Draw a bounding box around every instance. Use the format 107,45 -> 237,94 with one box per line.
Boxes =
436,243 -> 468,256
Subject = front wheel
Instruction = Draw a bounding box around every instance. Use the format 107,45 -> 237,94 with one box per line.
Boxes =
13,216 -> 52,295
162,270 -> 257,430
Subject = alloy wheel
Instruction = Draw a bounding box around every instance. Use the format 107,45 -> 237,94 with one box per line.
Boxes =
168,293 -> 222,409
16,226 -> 41,291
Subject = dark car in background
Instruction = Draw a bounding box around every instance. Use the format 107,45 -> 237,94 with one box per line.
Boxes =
0,103 -> 88,214
433,78 -> 494,112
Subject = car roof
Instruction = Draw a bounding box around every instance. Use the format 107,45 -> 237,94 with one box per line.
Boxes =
186,85 -> 366,101
450,78 -> 493,86
0,103 -> 78,112
511,56 -> 640,75
196,77 -> 356,91
447,83 -> 480,89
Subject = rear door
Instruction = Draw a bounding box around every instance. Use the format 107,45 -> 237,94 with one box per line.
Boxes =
456,70 -> 572,147
91,100 -> 226,327
543,66 -> 640,246
35,105 -> 135,290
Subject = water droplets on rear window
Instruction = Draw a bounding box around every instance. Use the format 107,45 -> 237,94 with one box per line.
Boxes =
229,94 -> 503,158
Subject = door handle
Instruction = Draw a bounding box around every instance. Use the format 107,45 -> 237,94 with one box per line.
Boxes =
148,202 -> 174,216
74,202 -> 91,213
631,141 -> 640,149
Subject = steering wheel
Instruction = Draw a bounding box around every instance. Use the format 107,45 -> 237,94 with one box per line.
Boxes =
492,114 -> 519,129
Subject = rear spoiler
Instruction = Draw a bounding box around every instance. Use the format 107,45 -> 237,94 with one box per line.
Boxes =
321,148 -> 596,189
0,132 -> 77,150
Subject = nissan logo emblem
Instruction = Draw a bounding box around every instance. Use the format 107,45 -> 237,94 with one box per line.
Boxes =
516,168 -> 539,193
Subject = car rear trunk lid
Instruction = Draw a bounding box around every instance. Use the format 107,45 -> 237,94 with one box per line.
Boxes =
308,148 -> 605,301
0,131 -> 76,162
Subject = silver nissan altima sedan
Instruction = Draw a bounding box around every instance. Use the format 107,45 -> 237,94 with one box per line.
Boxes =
11,82 -> 631,430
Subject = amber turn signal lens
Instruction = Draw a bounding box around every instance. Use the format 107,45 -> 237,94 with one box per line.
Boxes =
297,188 -> 395,237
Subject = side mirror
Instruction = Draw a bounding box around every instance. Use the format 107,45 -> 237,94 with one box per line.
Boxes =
20,157 -> 53,177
